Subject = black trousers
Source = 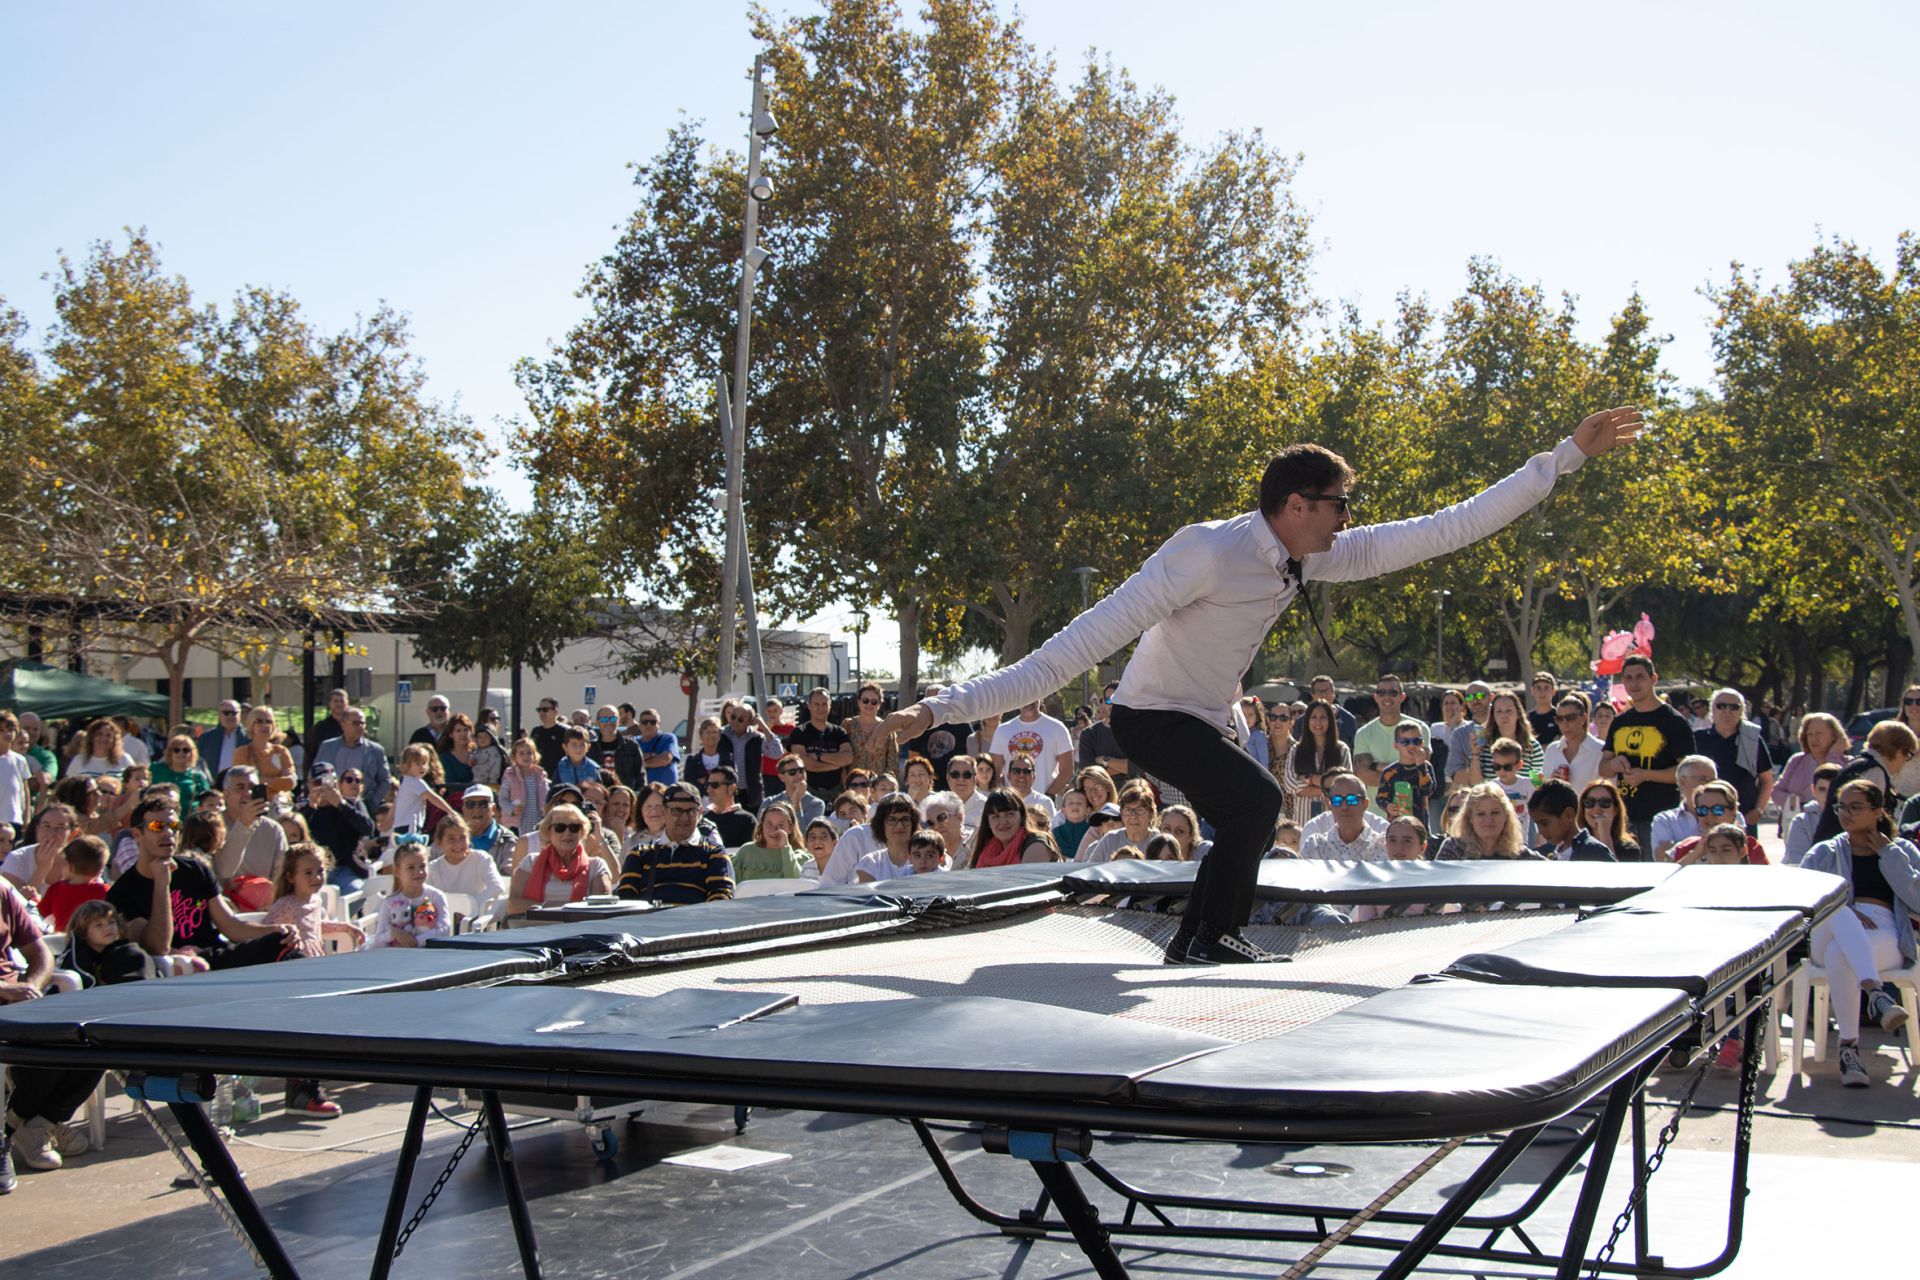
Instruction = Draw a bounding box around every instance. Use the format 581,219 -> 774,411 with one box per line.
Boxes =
1110,705 -> 1286,933
7,1065 -> 103,1126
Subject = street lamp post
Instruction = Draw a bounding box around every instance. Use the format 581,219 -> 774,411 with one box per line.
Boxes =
852,611 -> 867,690
717,56 -> 778,699
1072,567 -> 1096,708
1432,589 -> 1451,684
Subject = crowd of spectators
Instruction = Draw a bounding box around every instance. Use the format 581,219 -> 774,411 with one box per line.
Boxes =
2,668 -> 1919,1187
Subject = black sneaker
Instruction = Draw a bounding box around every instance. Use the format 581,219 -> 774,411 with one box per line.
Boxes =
0,1140 -> 16,1194
1162,927 -> 1200,965
1187,926 -> 1290,965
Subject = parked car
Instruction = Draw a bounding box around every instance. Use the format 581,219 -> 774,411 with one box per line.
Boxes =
1847,708 -> 1896,751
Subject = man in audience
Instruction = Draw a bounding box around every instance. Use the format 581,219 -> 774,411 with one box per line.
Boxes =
308,688 -> 353,749
457,784 -> 518,875
585,704 -> 644,788
410,695 -> 452,746
530,698 -> 570,776
1650,756 -> 1720,860
718,701 -> 777,811
0,876 -> 96,1180
1309,675 -> 1358,746
1527,671 -> 1562,745
761,753 -> 825,826
1692,688 -> 1774,829
310,706 -> 391,810
617,782 -> 734,904
1600,655 -> 1693,855
1529,780 -> 1615,861
633,707 -> 680,786
1299,773 -> 1384,860
108,796 -> 298,968
990,700 -> 1075,798
301,763 -> 374,891
212,767 -> 288,887
198,701 -> 248,780
1077,681 -> 1130,778
701,766 -> 756,848
1004,752 -> 1056,822
790,687 -> 853,795
1352,674 -> 1428,798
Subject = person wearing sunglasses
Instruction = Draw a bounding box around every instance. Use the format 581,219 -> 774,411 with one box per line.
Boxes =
1074,680 -> 1130,781
762,754 -> 826,828
509,802 -> 614,915
1527,780 -> 1614,862
1811,720 -> 1920,846
1575,779 -> 1642,861
1299,774 -> 1386,861
107,796 -> 299,968
1542,693 -> 1606,790
1352,675 -> 1428,805
1800,779 -> 1920,1087
1668,781 -> 1767,865
148,733 -> 213,813
1648,755 -> 1720,861
586,704 -> 645,791
626,708 -> 680,788
1690,688 -> 1775,829
615,783 -> 734,905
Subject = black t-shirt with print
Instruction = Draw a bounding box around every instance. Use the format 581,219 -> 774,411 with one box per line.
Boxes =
106,854 -> 224,952
1604,704 -> 1693,823
788,720 -> 851,794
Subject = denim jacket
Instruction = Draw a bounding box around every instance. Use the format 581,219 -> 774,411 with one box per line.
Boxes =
1800,834 -> 1920,965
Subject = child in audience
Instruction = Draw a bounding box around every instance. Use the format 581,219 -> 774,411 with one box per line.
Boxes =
906,831 -> 949,875
366,843 -> 451,949
264,842 -> 365,958
427,819 -> 508,922
391,744 -> 460,834
1376,728 -> 1439,827
1696,824 -> 1755,867
1053,789 -> 1093,861
1109,845 -> 1144,860
802,818 -> 838,876
39,835 -> 109,932
1383,815 -> 1431,860
66,899 -> 158,985
1270,818 -> 1302,857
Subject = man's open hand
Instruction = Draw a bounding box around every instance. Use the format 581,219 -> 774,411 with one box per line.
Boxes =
1572,407 -> 1646,458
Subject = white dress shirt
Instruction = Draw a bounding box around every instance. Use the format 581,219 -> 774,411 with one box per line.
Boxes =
923,439 -> 1588,736
1543,733 -> 1608,790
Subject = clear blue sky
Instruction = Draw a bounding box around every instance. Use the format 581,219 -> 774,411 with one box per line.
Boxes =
5,1 -> 1914,676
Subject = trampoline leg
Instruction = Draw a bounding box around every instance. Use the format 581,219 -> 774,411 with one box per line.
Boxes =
1553,1074 -> 1640,1280
480,1090 -> 543,1280
1631,1088 -> 1652,1268
170,1100 -> 304,1280
1373,1124 -> 1545,1280
1029,1159 -> 1130,1280
371,1087 -> 433,1280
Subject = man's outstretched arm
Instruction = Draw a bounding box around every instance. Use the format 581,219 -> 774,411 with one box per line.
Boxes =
1307,407 -> 1644,584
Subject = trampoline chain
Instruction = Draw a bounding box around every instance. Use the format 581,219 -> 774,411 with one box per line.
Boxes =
1586,1042 -> 1720,1279
392,1113 -> 486,1260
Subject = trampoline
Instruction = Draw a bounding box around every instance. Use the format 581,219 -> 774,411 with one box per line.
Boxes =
0,859 -> 1846,1280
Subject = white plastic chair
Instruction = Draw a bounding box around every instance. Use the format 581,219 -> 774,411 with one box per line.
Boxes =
318,884 -> 347,922
1789,958 -> 1920,1076
733,877 -> 820,899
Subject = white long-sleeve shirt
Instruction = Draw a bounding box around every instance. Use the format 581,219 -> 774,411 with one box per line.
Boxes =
923,439 -> 1589,737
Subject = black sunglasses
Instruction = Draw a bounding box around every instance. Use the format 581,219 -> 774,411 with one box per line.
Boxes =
1296,492 -> 1352,514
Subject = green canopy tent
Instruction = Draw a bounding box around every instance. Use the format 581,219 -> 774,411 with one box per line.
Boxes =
0,660 -> 169,721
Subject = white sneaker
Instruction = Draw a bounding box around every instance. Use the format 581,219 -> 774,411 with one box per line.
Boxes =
13,1118 -> 62,1171
1837,1042 -> 1870,1088
49,1121 -> 90,1159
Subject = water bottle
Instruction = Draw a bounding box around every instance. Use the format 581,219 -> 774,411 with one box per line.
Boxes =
211,1076 -> 234,1128
232,1077 -> 261,1125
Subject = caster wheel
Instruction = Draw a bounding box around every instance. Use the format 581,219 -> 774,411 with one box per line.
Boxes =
590,1127 -> 617,1159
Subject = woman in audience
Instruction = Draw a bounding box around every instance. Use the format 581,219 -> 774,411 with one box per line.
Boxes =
1435,783 -> 1536,860
736,802 -> 814,882
924,791 -> 971,860
1283,701 -> 1351,826
601,785 -> 637,852
230,707 -> 296,798
53,776 -> 114,839
683,716 -> 724,793
843,681 -> 899,778
1542,692 -> 1605,788
631,782 -> 670,849
1577,778 -> 1642,860
1159,804 -> 1211,862
1240,696 -> 1271,769
1078,782 -> 1160,864
276,810 -> 311,847
470,723 -> 507,788
974,755 -> 1000,793
1800,780 -> 1920,1087
963,788 -> 1058,867
1894,686 -> 1920,803
856,795 -> 921,882
1430,689 -> 1473,789
1073,765 -> 1118,815
508,803 -> 614,914
1479,692 -> 1544,779
1774,711 -> 1850,823
901,754 -> 938,808
437,712 -> 478,796
151,734 -> 212,812
1669,781 -> 1768,864
68,718 -> 137,780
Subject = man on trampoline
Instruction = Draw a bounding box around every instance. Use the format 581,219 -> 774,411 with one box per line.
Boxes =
885,407 -> 1645,964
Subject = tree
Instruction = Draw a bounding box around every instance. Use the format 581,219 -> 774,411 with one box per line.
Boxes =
1710,233 -> 1920,688
0,232 -> 482,726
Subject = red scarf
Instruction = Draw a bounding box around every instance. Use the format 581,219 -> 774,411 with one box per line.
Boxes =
525,846 -> 592,904
974,833 -> 1025,868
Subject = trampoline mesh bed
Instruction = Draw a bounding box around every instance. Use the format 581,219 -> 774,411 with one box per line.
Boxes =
577,902 -> 1583,1045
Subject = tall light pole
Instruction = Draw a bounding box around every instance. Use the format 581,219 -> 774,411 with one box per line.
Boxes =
1072,567 -> 1096,708
852,610 -> 867,690
1432,589 -> 1451,684
718,56 -> 778,699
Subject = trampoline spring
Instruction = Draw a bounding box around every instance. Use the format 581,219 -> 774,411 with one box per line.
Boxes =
392,1114 -> 487,1260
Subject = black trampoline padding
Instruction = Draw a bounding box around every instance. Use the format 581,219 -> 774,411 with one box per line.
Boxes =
1062,858 -> 1680,905
0,947 -> 556,1045
68,987 -> 1232,1102
1132,977 -> 1691,1132
804,863 -> 1073,907
1592,864 -> 1848,920
443,893 -> 913,957
1442,908 -> 1804,999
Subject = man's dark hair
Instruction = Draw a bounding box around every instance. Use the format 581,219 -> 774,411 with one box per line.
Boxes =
1258,444 -> 1356,516
1527,779 -> 1579,817
130,796 -> 175,829
618,702 -> 635,716
1620,654 -> 1655,676
708,765 -> 738,786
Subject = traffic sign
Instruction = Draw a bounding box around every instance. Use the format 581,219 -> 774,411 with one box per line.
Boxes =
396,680 -> 412,705
583,686 -> 598,705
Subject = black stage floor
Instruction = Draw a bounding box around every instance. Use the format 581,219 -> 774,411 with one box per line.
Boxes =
7,1090 -> 1720,1279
